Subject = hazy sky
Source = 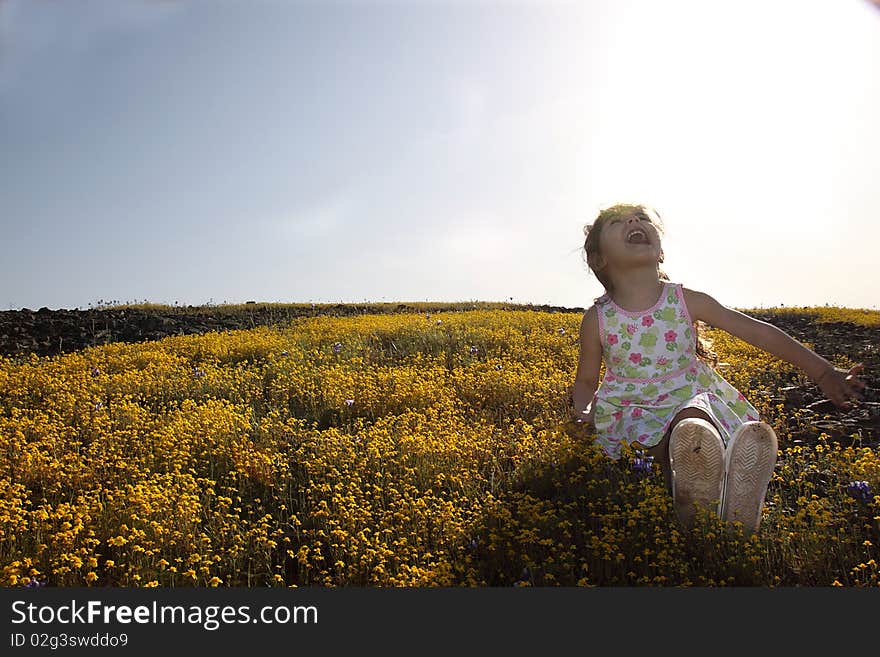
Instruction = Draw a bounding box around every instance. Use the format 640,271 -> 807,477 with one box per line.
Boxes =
2,0 -> 878,312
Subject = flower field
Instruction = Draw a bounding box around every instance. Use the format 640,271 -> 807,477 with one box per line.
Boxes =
1,305 -> 878,587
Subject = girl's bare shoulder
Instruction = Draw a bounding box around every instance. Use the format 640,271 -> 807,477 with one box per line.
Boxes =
580,303 -> 600,338
680,286 -> 726,326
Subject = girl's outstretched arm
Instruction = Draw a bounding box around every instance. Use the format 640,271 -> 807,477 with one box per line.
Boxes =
570,305 -> 602,425
683,287 -> 867,409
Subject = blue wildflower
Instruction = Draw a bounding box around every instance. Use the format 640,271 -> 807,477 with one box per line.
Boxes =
847,480 -> 872,504
469,345 -> 478,355
632,450 -> 654,477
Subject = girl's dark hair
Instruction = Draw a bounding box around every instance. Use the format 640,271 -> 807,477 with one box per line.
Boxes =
582,203 -> 719,369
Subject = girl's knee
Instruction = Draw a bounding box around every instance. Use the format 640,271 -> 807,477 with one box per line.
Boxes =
671,407 -> 713,425
669,407 -> 721,436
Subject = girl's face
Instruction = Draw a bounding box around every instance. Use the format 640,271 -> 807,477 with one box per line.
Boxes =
595,209 -> 663,271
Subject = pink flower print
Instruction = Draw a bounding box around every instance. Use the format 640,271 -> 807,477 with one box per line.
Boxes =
612,356 -> 622,364
626,323 -> 637,336
621,399 -> 632,406
689,366 -> 697,374
638,433 -> 649,443
629,352 -> 643,365
738,393 -> 746,401
606,374 -> 616,382
642,316 -> 654,327
657,393 -> 669,402
664,330 -> 678,342
657,356 -> 669,366
613,411 -> 624,421
631,408 -> 643,418
608,334 -> 619,345
747,414 -> 757,421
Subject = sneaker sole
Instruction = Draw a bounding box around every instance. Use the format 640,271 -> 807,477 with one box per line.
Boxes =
669,418 -> 725,527
721,421 -> 778,535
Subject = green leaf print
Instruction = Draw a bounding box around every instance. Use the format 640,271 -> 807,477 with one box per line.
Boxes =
646,419 -> 663,429
657,307 -> 676,322
642,383 -> 659,396
677,355 -> 691,366
638,331 -> 658,348
666,342 -> 678,352
667,293 -> 677,304
605,308 -> 616,319
698,372 -> 713,388
625,383 -> 636,392
672,385 -> 694,400
728,399 -> 749,415
622,341 -> 631,350
640,357 -> 652,366
685,327 -> 692,339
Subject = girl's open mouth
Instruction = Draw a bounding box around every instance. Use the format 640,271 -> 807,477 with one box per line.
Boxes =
626,229 -> 649,244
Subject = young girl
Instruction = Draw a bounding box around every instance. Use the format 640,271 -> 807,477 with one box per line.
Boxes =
570,203 -> 866,534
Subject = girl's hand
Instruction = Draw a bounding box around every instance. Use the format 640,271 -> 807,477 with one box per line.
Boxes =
815,362 -> 867,409
572,404 -> 596,428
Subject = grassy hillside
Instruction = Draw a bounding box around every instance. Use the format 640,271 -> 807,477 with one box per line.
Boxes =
0,305 -> 877,586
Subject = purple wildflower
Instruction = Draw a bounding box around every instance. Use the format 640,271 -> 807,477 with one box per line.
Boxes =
344,399 -> 354,407
280,350 -> 289,357
632,450 -> 654,477
90,367 -> 101,377
332,342 -> 343,354
847,480 -> 872,504
469,345 -> 478,355
24,579 -> 45,588
193,367 -> 205,378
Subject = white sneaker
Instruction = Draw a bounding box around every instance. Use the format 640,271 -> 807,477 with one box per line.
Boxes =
669,418 -> 726,527
721,421 -> 778,535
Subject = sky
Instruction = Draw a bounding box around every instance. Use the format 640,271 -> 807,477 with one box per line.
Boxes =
1,0 -> 879,312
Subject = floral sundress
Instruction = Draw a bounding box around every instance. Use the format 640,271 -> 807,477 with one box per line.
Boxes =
591,281 -> 760,460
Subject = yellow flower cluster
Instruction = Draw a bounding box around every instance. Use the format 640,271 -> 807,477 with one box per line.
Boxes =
0,306 -> 877,586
